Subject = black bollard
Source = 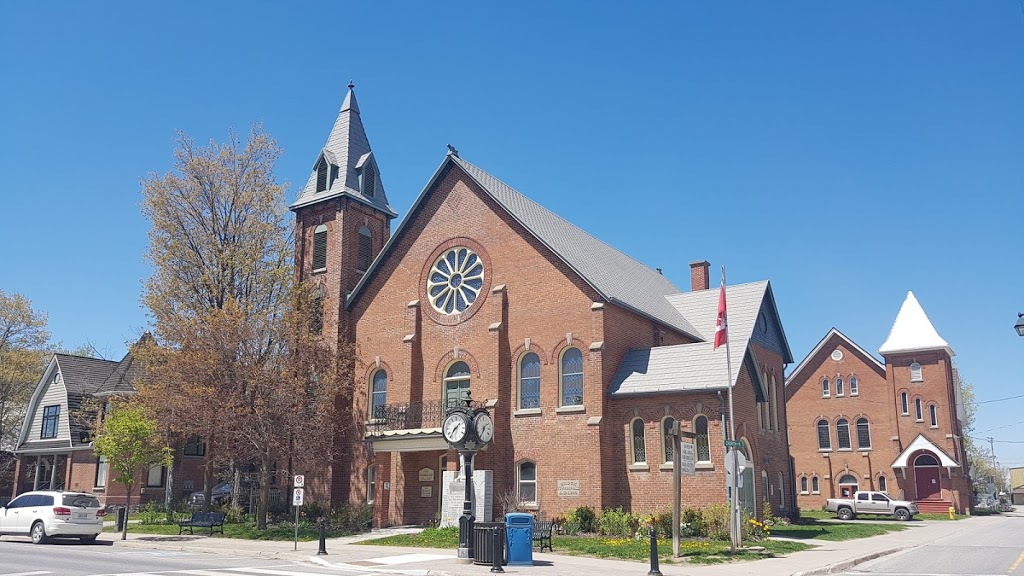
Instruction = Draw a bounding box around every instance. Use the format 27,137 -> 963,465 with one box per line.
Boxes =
647,527 -> 662,576
317,517 -> 328,556
490,526 -> 504,573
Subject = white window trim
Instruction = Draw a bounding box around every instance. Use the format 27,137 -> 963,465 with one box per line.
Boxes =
850,377 -> 859,396
835,377 -> 844,397
517,461 -> 538,506
900,392 -> 910,415
929,404 -> 939,428
629,417 -> 647,465
822,378 -> 830,398
811,477 -> 820,494
910,362 -> 923,383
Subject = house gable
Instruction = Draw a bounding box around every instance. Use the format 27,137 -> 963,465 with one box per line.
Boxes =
19,357 -> 71,451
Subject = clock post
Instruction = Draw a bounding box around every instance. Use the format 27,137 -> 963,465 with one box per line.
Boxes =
442,391 -> 494,562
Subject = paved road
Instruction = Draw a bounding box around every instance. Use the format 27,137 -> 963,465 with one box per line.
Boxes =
0,537 -> 374,576
843,515 -> 1024,576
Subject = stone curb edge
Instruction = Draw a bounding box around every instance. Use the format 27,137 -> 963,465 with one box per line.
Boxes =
790,546 -> 910,576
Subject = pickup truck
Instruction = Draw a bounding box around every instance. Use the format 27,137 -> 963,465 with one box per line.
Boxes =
826,491 -> 919,521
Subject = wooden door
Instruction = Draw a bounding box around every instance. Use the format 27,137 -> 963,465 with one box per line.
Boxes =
914,454 -> 941,499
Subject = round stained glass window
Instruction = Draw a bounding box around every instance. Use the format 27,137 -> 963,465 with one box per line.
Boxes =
427,247 -> 484,315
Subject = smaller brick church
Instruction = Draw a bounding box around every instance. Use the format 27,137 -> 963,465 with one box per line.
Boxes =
785,292 -> 972,513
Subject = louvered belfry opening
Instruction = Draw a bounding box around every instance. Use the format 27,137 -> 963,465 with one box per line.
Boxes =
363,165 -> 375,197
312,225 -> 328,271
357,226 -> 372,273
316,158 -> 329,193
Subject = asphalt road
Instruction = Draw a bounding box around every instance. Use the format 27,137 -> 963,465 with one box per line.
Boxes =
0,537 -> 371,576
844,514 -> 1024,576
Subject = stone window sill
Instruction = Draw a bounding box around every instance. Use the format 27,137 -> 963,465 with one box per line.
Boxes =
312,267 -> 327,275
659,462 -> 673,471
627,463 -> 649,472
514,408 -> 542,417
696,462 -> 714,470
556,405 -> 585,414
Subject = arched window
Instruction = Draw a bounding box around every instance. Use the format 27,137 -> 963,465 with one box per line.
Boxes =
770,375 -> 779,431
929,404 -> 938,427
910,362 -> 923,382
915,398 -> 923,421
762,470 -> 770,504
371,370 -> 388,419
836,377 -> 845,397
630,418 -> 647,464
822,378 -> 830,398
315,157 -> 329,193
800,476 -> 808,494
817,419 -> 831,450
357,226 -> 373,273
518,352 -> 541,409
367,464 -> 376,504
850,376 -> 859,396
877,475 -> 887,493
662,417 -> 676,463
778,472 -> 786,509
811,476 -> 820,494
695,415 -> 710,463
444,361 -> 471,407
517,461 -> 537,505
856,417 -> 871,449
900,392 -> 909,415
312,224 -> 328,272
836,418 -> 851,449
560,348 -> 584,406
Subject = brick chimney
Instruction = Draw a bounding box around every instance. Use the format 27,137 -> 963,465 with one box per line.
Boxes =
690,260 -> 710,291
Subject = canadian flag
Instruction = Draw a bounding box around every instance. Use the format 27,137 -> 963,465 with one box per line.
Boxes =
714,281 -> 727,349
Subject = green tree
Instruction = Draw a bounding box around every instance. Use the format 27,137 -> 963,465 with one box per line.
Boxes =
0,290 -> 50,453
93,402 -> 171,540
957,368 -> 1009,497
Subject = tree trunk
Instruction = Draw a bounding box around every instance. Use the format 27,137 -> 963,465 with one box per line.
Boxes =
203,446 -> 213,513
122,484 -> 134,541
165,454 -> 175,522
257,458 -> 270,530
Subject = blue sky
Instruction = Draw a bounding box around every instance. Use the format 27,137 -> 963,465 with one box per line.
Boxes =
1,2 -> 1022,467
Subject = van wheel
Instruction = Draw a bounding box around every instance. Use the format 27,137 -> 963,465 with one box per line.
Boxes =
894,508 -> 911,521
30,521 -> 48,544
80,534 -> 98,543
837,507 -> 855,521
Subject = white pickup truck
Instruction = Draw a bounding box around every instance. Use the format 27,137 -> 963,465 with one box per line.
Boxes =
825,491 -> 919,521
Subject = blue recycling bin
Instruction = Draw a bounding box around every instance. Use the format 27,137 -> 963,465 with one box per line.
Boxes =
505,512 -> 534,566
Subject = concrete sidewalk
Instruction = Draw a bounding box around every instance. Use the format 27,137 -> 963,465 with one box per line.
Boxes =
108,516 -> 994,576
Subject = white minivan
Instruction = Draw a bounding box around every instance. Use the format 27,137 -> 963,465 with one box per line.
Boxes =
0,491 -> 105,543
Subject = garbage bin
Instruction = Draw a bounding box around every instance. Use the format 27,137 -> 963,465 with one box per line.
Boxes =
473,522 -> 506,566
505,512 -> 534,566
115,507 -> 127,532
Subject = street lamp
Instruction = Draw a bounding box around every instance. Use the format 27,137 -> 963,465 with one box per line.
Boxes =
1015,313 -> 1024,337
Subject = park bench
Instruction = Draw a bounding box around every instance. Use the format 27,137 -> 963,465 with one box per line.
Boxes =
532,520 -> 553,552
178,511 -> 225,536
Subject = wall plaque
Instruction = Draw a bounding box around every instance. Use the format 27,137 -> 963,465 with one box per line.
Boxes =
419,468 -> 435,482
422,485 -> 432,498
557,479 -> 580,497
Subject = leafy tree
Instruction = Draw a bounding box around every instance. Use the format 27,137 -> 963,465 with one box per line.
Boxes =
0,290 -> 50,453
92,402 -> 171,540
957,368 -> 1009,497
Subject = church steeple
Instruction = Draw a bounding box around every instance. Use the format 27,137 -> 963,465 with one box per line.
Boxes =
290,82 -> 397,218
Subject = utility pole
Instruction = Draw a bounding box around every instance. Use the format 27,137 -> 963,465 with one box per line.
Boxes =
989,436 -> 997,468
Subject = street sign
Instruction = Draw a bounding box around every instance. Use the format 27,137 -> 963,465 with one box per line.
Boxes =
724,449 -> 747,474
293,474 -> 305,488
724,439 -> 743,448
680,441 -> 696,475
292,487 -> 304,507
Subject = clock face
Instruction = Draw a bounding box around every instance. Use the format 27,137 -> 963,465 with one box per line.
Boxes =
443,413 -> 468,444
475,413 -> 493,443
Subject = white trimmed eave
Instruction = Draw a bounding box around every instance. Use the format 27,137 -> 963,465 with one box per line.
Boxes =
18,356 -> 59,448
16,444 -> 92,456
879,344 -> 955,358
891,434 -> 959,469
365,428 -> 448,453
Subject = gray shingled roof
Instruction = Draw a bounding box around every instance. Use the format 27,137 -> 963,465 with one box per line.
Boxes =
289,87 -> 397,217
54,354 -> 119,395
97,349 -> 141,395
609,282 -> 770,395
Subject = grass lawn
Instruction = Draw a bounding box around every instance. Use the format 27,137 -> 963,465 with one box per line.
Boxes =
105,520 -> 359,541
359,527 -> 812,565
797,509 -> 966,522
770,519 -> 907,541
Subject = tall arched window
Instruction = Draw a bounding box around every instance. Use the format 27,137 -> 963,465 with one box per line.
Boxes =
630,418 -> 647,464
850,376 -> 859,396
929,404 -> 938,427
822,378 -> 830,397
914,398 -> 923,421
910,362 -> 923,382
856,417 -> 871,449
662,417 -> 676,463
878,475 -> 887,493
900,392 -> 909,415
771,376 -> 780,431
312,224 -> 328,272
517,461 -> 537,505
445,362 -> 471,407
836,377 -> 845,397
357,226 -> 373,273
817,419 -> 831,450
367,464 -> 376,504
315,157 -> 329,193
371,370 -> 388,419
778,471 -> 786,509
560,348 -> 584,406
518,352 -> 541,409
762,470 -> 770,504
811,476 -> 820,494
836,418 -> 851,449
800,476 -> 808,494
695,415 -> 710,463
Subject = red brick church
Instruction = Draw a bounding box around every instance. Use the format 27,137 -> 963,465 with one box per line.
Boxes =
292,85 -> 796,526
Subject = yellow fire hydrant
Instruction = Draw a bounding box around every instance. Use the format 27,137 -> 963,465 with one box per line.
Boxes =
948,506 -> 955,520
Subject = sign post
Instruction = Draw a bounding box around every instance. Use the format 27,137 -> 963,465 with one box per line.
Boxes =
292,478 -> 305,552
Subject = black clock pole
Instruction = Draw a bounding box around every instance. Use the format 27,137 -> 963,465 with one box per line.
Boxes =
457,449 -> 475,560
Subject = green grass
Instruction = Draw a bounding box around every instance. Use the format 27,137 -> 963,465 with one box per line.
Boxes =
106,520 -> 363,541
771,519 -> 907,541
797,509 -> 966,522
357,527 -> 811,564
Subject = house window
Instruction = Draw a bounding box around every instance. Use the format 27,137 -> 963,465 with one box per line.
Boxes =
41,405 -> 60,439
357,226 -> 373,273
929,404 -> 938,428
630,418 -> 646,464
910,362 -> 923,382
518,352 -> 541,409
915,398 -> 923,421
559,348 -> 584,406
850,376 -> 859,396
95,456 -> 108,488
184,435 -> 206,456
811,476 -> 820,494
371,369 -> 388,419
800,476 -> 808,494
901,392 -> 909,415
315,157 -> 329,193
517,461 -> 537,505
836,377 -> 844,397
856,418 -> 871,449
147,464 -> 165,488
444,362 -> 471,407
822,378 -> 830,398
836,418 -> 851,450
817,419 -> 831,450
367,464 -> 376,504
695,415 -> 710,463
662,417 -> 676,463
878,475 -> 887,492
312,224 -> 328,272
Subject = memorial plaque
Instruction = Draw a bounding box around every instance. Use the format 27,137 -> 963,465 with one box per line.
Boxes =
557,479 -> 580,497
439,470 -> 493,527
421,485 -> 432,498
418,467 -> 435,482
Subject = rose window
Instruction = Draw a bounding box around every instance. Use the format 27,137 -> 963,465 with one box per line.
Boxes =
427,247 -> 484,315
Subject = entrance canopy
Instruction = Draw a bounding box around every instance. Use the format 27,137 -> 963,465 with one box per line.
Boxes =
367,428 -> 449,453
891,434 -> 959,469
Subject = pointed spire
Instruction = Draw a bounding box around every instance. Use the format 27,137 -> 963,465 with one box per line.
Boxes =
340,80 -> 359,114
879,291 -> 954,356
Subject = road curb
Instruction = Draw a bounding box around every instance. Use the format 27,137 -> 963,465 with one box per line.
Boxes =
790,546 -> 909,576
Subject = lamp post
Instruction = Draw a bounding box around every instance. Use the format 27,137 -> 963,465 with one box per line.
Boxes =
1014,313 -> 1024,337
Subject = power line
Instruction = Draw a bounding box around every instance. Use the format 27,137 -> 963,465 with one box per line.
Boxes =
979,419 -> 1024,433
977,393 -> 1024,405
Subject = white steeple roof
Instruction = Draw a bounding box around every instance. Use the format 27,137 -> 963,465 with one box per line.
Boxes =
878,291 -> 954,357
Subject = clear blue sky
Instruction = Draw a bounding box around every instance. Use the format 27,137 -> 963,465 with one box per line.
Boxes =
2,3 -> 1022,467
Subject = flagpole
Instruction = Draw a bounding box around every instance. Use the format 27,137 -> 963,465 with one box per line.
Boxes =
721,266 -> 741,552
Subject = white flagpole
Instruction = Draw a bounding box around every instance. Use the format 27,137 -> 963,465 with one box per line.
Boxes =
722,266 -> 740,552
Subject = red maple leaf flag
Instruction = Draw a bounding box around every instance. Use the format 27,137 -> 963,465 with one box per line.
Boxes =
714,281 -> 727,349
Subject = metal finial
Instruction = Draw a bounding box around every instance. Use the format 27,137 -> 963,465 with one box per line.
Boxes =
447,144 -> 459,157
348,80 -> 355,89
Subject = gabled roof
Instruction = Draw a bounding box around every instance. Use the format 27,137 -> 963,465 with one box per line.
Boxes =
97,348 -> 141,396
290,84 -> 397,217
786,328 -> 885,387
54,354 -> 119,395
879,291 -> 954,357
347,153 -> 701,339
891,434 -> 960,468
